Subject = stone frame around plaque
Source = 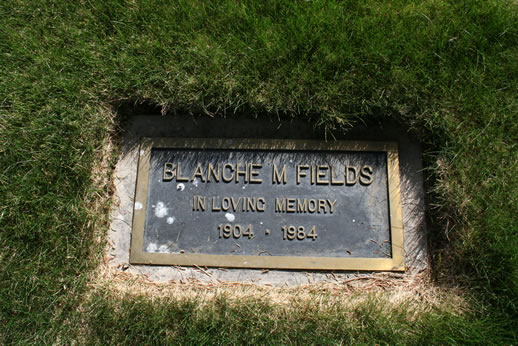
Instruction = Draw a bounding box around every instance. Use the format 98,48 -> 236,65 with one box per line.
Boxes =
129,138 -> 405,271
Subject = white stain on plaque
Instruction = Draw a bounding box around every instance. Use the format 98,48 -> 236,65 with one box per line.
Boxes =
155,201 -> 168,218
225,213 -> 235,222
167,216 -> 175,224
134,202 -> 143,210
158,245 -> 169,253
192,178 -> 199,187
177,183 -> 185,191
146,243 -> 158,252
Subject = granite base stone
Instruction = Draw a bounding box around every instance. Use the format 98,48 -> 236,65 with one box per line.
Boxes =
107,114 -> 428,285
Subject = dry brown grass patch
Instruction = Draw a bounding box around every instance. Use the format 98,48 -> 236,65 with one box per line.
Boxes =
88,262 -> 468,321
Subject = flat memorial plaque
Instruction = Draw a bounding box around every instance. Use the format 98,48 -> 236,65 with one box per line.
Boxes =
130,138 -> 404,271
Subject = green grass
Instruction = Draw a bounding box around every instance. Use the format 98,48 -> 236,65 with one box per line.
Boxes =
78,291 -> 510,344
1,0 -> 517,343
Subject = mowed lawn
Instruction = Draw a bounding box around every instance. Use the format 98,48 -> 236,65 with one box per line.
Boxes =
1,0 -> 517,343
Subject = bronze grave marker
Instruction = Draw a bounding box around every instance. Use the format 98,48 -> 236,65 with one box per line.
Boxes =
130,138 -> 404,271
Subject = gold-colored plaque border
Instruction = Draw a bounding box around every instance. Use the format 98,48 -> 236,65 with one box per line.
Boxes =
130,138 -> 404,271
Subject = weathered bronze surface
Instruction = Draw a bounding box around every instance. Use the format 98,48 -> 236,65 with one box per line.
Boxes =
130,138 -> 404,271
